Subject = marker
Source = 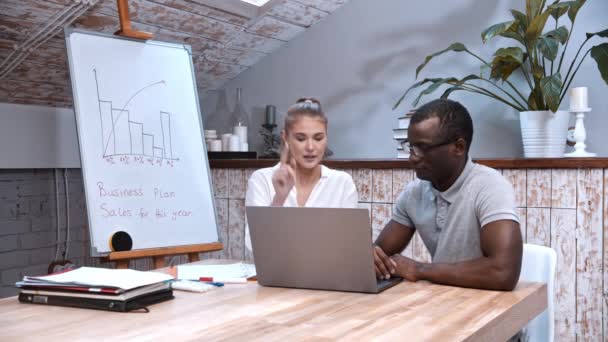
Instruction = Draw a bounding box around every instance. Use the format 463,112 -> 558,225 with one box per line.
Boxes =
199,277 -> 247,284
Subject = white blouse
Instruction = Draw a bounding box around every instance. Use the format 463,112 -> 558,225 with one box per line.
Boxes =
244,163 -> 359,251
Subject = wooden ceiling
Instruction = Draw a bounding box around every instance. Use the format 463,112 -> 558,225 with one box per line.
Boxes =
0,0 -> 348,108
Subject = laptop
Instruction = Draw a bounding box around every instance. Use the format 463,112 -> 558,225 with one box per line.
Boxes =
246,206 -> 402,293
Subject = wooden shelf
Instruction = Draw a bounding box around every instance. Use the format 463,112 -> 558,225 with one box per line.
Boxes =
209,158 -> 608,169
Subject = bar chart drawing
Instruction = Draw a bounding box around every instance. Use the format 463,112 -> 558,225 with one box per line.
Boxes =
94,68 -> 178,161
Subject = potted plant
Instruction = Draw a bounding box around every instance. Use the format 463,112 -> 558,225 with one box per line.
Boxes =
394,0 -> 607,158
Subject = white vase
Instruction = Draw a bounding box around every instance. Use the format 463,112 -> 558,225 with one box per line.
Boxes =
520,110 -> 570,158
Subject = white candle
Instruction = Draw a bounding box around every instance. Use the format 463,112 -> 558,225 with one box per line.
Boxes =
233,126 -> 248,144
229,135 -> 241,152
570,87 -> 588,111
209,139 -> 222,152
240,142 -> 249,152
221,133 -> 232,152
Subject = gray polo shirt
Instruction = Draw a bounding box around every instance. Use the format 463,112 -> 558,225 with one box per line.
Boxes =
393,158 -> 519,263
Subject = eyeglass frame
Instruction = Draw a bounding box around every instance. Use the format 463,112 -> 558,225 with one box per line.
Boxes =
401,138 -> 460,157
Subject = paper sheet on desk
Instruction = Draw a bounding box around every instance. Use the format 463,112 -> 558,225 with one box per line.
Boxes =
177,263 -> 256,280
22,267 -> 174,290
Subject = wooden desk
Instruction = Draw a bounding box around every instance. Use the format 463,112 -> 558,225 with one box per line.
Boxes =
0,276 -> 545,341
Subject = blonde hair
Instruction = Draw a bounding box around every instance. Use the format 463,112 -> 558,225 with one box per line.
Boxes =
284,97 -> 328,132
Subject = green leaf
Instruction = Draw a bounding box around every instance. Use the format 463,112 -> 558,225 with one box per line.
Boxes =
491,47 -> 525,80
495,47 -> 525,63
458,74 -> 482,83
548,1 -> 575,19
590,43 -> 608,85
491,55 -> 523,81
510,10 -> 529,32
568,0 -> 586,22
540,73 -> 563,112
415,43 -> 467,78
412,78 -> 458,106
438,75 -> 481,99
537,36 -> 559,60
585,28 -> 608,40
481,20 -> 516,43
527,86 -> 544,110
439,86 -> 462,99
526,9 -> 552,42
526,0 -> 544,21
545,26 -> 569,44
393,78 -> 441,110
500,31 -> 526,45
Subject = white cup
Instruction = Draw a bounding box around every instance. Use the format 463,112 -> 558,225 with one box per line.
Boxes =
221,134 -> 232,151
209,139 -> 222,152
229,135 -> 241,152
240,142 -> 249,152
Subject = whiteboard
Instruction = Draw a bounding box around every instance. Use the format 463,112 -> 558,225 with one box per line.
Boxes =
66,29 -> 218,255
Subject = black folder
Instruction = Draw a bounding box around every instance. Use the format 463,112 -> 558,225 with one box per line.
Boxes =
18,288 -> 174,312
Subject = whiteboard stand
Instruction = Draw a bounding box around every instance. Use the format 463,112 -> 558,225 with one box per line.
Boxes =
115,0 -> 153,40
103,242 -> 224,269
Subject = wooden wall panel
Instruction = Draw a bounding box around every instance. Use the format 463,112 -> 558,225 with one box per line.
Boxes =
551,208 -> 576,342
527,169 -> 551,207
372,169 -> 392,203
353,169 -> 372,202
371,204 -> 391,243
228,199 -> 246,260
526,208 -> 550,247
551,169 -> 577,209
576,169 -> 603,340
503,169 -> 527,207
392,169 -> 413,203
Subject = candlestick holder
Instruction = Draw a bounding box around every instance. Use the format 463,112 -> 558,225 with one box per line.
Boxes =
565,108 -> 595,157
260,123 -> 280,158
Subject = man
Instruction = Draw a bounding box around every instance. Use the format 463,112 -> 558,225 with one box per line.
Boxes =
375,99 -> 522,291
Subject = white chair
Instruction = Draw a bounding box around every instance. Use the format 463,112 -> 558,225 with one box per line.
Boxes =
519,243 -> 556,342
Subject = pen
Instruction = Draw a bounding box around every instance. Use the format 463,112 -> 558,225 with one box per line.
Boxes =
199,277 -> 247,284
204,282 -> 224,287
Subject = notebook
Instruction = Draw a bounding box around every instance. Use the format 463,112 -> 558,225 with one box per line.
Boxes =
18,288 -> 174,312
19,282 -> 171,301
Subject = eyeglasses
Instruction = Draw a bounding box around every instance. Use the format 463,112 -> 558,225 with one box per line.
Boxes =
403,139 -> 456,157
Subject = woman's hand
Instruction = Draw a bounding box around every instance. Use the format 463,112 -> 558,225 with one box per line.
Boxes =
271,142 -> 296,206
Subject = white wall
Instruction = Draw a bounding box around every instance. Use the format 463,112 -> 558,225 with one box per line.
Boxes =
0,103 -> 80,168
202,0 -> 608,158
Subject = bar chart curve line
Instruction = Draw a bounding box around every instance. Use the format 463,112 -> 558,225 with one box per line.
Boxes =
93,68 -> 176,161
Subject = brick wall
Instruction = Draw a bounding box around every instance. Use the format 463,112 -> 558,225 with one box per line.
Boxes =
0,169 -> 90,298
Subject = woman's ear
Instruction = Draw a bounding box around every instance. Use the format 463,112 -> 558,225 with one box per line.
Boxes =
280,129 -> 287,143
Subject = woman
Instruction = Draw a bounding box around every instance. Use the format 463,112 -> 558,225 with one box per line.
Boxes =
245,97 -> 358,251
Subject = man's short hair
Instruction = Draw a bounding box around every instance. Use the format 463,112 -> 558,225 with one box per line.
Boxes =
411,99 -> 474,152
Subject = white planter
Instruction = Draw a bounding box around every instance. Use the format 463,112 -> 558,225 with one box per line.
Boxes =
520,110 -> 570,158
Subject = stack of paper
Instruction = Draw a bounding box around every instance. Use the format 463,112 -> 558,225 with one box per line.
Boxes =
16,267 -> 174,312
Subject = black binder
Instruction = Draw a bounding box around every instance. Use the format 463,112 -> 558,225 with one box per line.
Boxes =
18,288 -> 174,312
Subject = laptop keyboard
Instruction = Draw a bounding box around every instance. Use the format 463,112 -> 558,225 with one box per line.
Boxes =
377,277 -> 401,291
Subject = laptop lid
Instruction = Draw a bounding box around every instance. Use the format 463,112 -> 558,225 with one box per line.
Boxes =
246,206 -> 400,293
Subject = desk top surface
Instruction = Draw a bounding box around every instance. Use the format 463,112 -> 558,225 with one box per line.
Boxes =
0,267 -> 546,342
